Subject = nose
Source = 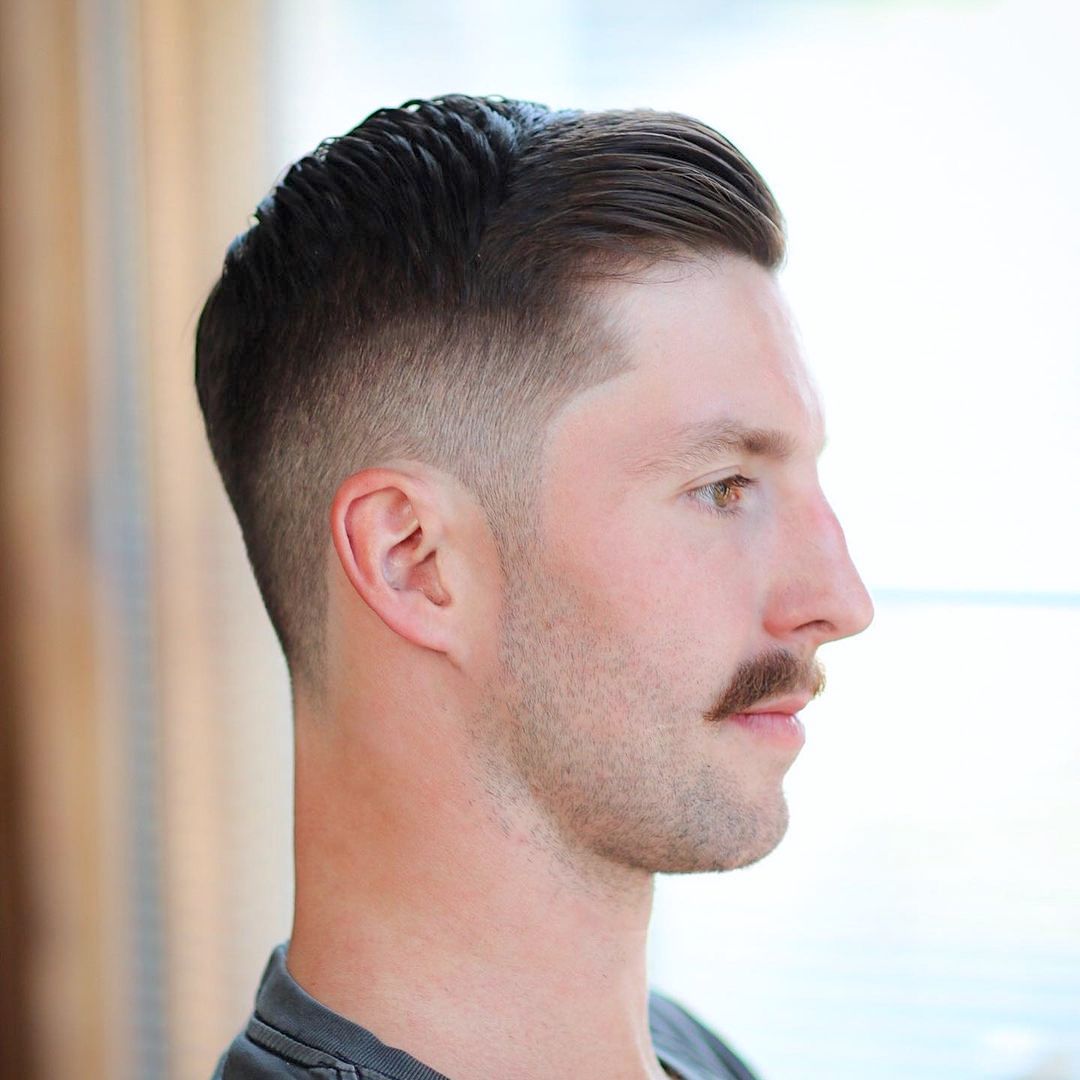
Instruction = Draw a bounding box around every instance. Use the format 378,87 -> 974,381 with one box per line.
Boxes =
762,491 -> 875,649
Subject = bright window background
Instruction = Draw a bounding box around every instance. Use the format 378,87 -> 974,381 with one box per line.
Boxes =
261,2 -> 1080,1077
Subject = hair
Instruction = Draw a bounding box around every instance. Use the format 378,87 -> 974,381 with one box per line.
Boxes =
195,94 -> 785,689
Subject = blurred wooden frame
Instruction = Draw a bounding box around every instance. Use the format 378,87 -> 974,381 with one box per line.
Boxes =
0,2 -> 288,1078
0,4 -> 106,1078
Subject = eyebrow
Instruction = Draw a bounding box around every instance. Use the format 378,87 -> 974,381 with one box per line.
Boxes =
626,416 -> 804,479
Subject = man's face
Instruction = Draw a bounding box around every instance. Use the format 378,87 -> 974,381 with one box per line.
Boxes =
487,254 -> 873,877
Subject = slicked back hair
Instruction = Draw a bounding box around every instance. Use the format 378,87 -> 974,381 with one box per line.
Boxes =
195,94 -> 785,689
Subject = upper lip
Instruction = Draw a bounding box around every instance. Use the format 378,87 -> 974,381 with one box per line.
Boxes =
739,694 -> 813,716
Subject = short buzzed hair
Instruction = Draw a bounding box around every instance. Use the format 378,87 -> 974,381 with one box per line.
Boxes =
195,94 -> 784,687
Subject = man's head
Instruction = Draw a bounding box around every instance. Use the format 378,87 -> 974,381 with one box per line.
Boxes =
196,95 -> 871,876
486,255 -> 872,876
195,95 -> 784,689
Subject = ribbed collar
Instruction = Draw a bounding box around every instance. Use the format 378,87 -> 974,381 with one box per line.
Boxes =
251,942 -> 717,1080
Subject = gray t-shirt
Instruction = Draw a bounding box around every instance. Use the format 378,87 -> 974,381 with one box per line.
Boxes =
212,943 -> 761,1079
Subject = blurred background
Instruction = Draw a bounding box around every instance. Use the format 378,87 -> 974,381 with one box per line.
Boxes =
1,1 -> 1077,1078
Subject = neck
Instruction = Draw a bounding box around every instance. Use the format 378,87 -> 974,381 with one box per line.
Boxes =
287,693 -> 670,1080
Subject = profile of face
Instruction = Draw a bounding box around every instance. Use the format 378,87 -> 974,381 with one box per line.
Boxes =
481,255 -> 874,878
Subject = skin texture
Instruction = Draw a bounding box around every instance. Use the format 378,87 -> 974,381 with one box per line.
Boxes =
288,255 -> 874,1080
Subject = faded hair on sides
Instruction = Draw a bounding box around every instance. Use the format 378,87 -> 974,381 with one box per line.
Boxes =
194,94 -> 785,688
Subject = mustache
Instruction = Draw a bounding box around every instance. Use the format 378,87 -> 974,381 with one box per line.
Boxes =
705,648 -> 826,722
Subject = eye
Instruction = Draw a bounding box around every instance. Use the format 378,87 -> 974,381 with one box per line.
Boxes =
689,474 -> 755,516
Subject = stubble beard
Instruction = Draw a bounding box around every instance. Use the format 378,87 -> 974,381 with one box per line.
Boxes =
470,556 -> 819,885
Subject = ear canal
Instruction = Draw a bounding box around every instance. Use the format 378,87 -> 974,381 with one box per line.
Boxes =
413,549 -> 451,607
384,527 -> 450,607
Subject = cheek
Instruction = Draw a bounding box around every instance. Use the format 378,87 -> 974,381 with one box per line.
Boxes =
548,498 -> 762,668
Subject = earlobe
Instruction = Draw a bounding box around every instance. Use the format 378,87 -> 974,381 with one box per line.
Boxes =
330,470 -> 453,651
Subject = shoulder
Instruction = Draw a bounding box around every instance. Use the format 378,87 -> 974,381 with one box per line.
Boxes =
648,990 -> 761,1080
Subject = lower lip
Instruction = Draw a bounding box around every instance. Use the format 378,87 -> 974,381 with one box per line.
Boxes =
726,711 -> 806,747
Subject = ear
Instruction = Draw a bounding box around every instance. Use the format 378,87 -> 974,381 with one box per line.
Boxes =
330,468 -> 454,654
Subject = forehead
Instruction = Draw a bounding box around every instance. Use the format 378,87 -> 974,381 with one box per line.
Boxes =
548,255 -> 824,474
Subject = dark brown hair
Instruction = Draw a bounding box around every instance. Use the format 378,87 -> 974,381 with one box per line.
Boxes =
195,94 -> 784,687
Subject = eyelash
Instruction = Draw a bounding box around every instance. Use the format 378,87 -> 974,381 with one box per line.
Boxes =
689,475 -> 756,517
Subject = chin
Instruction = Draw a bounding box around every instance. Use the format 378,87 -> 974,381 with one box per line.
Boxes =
697,791 -> 791,874
642,796 -> 790,876
724,795 -> 790,871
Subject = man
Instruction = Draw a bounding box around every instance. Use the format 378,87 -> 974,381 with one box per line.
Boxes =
199,94 -> 873,1080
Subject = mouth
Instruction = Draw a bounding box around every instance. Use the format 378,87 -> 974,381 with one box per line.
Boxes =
723,695 -> 812,747
739,694 -> 813,717
725,708 -> 807,746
